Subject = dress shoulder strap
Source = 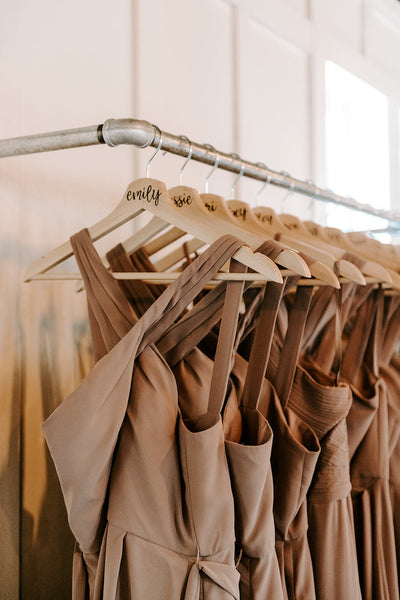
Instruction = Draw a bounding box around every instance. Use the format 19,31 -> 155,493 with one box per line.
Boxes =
70,229 -> 138,360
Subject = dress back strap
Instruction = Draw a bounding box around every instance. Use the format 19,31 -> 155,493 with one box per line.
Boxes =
206,259 -> 247,418
364,286 -> 384,379
158,239 -> 285,365
274,285 -> 313,408
70,229 -> 138,360
240,281 -> 285,410
341,287 -> 379,382
311,263 -> 342,380
381,296 -> 400,366
137,235 -> 247,354
106,244 -> 159,318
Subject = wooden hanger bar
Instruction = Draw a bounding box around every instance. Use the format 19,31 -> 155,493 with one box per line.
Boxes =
24,178 -> 284,283
1,118 -> 400,226
28,271 -> 354,287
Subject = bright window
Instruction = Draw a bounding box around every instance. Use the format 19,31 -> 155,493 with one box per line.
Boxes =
325,61 -> 391,232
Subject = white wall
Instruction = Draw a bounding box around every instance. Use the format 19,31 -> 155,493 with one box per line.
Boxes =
0,2 -> 135,598
1,0 -> 400,597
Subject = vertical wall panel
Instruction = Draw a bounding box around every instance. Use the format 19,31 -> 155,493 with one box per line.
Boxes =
238,17 -> 311,213
365,4 -> 400,77
0,1 -> 135,598
310,0 -> 363,51
136,0 -> 237,194
281,0 -> 310,18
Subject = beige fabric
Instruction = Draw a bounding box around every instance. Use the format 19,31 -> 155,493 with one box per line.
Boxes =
43,232 -> 249,599
342,287 -> 399,600
388,356 -> 400,582
109,242 -> 288,599
158,267 -> 320,600
292,356 -> 362,600
233,353 -> 320,600
51,233 -> 400,600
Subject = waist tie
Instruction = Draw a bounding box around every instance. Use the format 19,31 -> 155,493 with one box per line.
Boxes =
97,524 -> 240,600
184,548 -> 240,599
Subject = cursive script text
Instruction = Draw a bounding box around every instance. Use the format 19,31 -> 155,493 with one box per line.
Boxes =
126,185 -> 161,206
172,193 -> 192,208
204,201 -> 217,212
255,212 -> 273,225
283,221 -> 298,231
230,207 -> 247,221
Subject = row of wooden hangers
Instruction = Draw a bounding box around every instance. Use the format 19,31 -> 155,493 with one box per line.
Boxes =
24,134 -> 400,291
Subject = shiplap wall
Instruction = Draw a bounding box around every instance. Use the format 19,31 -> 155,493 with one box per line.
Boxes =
1,0 -> 400,597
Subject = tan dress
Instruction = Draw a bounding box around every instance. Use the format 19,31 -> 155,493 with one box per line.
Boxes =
286,283 -> 362,600
124,241 -> 288,599
388,355 -> 400,582
380,297 -> 400,582
233,281 -> 320,600
109,241 -> 320,599
288,354 -> 361,600
342,287 -> 399,600
106,243 -> 164,317
158,270 -> 321,600
43,231 -> 248,599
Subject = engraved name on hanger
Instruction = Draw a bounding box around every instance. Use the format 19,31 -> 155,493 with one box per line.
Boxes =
254,211 -> 273,225
171,192 -> 193,207
203,199 -> 217,212
229,206 -> 247,221
126,185 -> 162,206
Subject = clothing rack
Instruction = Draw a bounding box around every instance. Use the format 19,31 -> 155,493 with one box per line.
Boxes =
0,117 -> 399,226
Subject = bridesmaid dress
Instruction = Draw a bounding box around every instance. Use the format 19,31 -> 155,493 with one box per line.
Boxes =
294,285 -> 361,600
342,286 -> 399,600
157,269 -> 321,600
43,231 -> 248,599
379,296 -> 400,582
107,239 -> 321,599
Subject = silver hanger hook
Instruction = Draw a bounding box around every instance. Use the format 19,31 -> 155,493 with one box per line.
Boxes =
146,125 -> 163,178
229,153 -> 245,199
255,162 -> 272,205
305,179 -> 316,213
280,172 -> 295,212
178,135 -> 193,185
204,144 -> 220,193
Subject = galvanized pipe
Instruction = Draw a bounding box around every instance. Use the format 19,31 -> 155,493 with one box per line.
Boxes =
0,117 -> 399,225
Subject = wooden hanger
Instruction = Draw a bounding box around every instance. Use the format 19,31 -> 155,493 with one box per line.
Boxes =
198,160 -> 339,287
346,230 -> 400,271
113,143 -> 303,278
263,206 -> 368,284
119,147 -> 313,280
26,135 -> 286,284
304,221 -> 400,289
139,192 -> 313,279
300,218 -> 392,284
243,177 -> 365,286
323,226 -> 400,288
278,212 -> 392,285
154,237 -> 207,272
123,215 -> 170,254
199,191 -> 312,277
225,198 -> 356,287
25,177 -> 284,284
148,191 -> 343,288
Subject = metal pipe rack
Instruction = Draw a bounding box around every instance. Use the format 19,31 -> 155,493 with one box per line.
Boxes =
0,117 -> 399,225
